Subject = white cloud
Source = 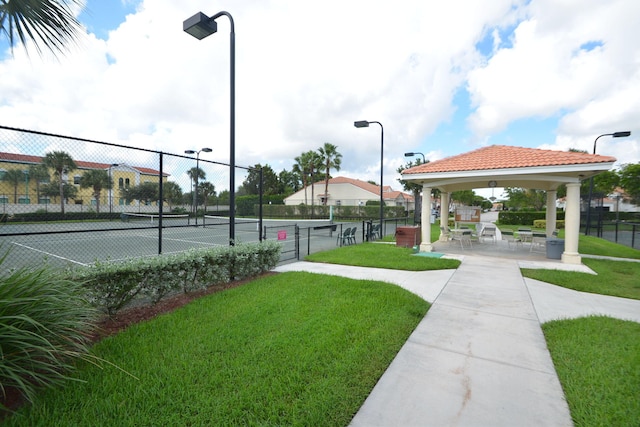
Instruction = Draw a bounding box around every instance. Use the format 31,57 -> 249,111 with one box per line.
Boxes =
1,0 -> 638,195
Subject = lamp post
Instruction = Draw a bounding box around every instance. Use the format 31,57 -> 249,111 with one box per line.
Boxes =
585,131 -> 631,236
355,120 -> 384,234
185,148 -> 212,225
184,11 -> 236,244
404,152 -> 425,163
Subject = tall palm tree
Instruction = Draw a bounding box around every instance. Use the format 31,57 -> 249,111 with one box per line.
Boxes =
2,169 -> 25,203
42,151 -> 76,214
0,0 -> 84,56
79,169 -> 111,214
186,167 -> 206,214
318,143 -> 342,206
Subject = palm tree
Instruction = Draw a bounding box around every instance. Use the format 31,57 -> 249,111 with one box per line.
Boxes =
79,169 -> 112,214
186,167 -> 206,215
162,181 -> 183,211
318,143 -> 342,206
28,164 -> 50,204
42,151 -> 76,214
0,0 -> 84,56
198,182 -> 215,212
2,169 -> 26,203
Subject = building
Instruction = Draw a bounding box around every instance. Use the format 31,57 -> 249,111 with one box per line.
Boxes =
0,151 -> 168,212
283,176 -> 414,211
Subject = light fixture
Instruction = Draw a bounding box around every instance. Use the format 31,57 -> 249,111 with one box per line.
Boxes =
183,10 -> 236,244
354,119 -> 384,239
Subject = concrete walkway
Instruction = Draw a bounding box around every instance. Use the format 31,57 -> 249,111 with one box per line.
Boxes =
274,256 -> 640,426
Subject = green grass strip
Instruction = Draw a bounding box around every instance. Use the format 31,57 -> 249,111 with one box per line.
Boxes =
543,316 -> 640,427
6,272 -> 429,426
305,242 -> 460,270
522,258 -> 640,300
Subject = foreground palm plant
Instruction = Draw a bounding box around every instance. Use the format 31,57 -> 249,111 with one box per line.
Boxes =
0,0 -> 83,56
0,253 -> 98,410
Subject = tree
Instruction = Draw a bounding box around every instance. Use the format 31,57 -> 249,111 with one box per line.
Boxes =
42,151 -> 76,214
278,169 -> 300,195
199,181 -> 215,210
241,164 -> 279,196
619,163 -> 640,204
123,182 -> 158,206
28,163 -> 50,203
2,169 -> 26,203
318,143 -> 342,205
397,159 -> 427,224
0,0 -> 84,56
42,179 -> 77,202
79,169 -> 111,214
451,190 -> 478,207
162,181 -> 183,211
294,150 -> 323,205
186,167 -> 206,214
504,188 -> 546,210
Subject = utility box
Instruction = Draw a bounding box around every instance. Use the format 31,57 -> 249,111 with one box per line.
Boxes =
396,226 -> 421,248
546,238 -> 565,259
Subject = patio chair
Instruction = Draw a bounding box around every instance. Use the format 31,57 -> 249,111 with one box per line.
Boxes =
337,226 -> 352,246
348,226 -> 357,245
439,226 -> 451,242
501,229 -> 521,249
480,225 -> 497,243
451,229 -> 473,249
530,232 -> 547,253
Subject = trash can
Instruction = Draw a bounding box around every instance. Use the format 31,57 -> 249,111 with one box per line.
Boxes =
546,238 -> 564,259
396,226 -> 421,248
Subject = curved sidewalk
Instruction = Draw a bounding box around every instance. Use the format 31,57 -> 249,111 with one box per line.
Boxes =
274,257 -> 640,426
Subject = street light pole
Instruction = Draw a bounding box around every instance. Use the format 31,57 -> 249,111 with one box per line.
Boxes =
184,10 -> 236,244
355,120 -> 384,235
585,131 -> 631,236
185,148 -> 212,225
404,152 -> 425,163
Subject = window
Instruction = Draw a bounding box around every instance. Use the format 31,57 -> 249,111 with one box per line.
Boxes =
336,200 -> 341,206
118,177 -> 124,188
125,178 -> 130,187
0,196 -> 8,204
0,169 -> 6,180
38,197 -> 51,204
18,197 -> 30,204
74,175 -> 81,185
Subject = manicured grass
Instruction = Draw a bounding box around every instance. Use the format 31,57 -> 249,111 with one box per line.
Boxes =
305,242 -> 461,270
543,316 -> 640,427
521,258 -> 640,300
4,272 -> 429,426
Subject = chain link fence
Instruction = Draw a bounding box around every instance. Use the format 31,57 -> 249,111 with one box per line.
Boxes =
0,125 -> 242,270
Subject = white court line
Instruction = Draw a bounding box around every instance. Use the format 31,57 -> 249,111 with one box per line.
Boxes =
11,241 -> 88,266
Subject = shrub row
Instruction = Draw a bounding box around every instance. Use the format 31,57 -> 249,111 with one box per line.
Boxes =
533,220 -> 565,229
498,211 -> 566,225
69,241 -> 282,315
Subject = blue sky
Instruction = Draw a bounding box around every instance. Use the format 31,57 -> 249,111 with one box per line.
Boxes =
1,0 -> 638,198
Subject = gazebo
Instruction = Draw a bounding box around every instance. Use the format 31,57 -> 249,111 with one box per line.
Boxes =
401,145 -> 616,264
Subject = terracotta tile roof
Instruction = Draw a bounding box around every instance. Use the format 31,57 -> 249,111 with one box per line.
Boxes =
0,151 -> 169,176
403,145 -> 617,174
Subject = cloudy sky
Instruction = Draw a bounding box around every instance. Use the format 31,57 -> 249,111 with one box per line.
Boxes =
1,0 -> 638,199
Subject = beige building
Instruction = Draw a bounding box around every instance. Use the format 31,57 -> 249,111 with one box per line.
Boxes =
284,176 -> 414,210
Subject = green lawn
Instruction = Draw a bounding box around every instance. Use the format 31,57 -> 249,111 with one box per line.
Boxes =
543,317 -> 640,427
4,272 -> 429,426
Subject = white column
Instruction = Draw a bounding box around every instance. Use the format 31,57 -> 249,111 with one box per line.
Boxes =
439,192 -> 450,241
546,190 -> 557,236
561,183 -> 581,264
420,185 -> 433,252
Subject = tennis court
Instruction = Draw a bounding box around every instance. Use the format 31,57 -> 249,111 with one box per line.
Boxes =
0,214 -> 352,271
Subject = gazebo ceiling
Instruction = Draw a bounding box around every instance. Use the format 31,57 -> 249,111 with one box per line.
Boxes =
402,145 -> 617,192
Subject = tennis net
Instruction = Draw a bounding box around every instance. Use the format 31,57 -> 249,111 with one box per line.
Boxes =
121,212 -> 190,225
202,216 -> 333,230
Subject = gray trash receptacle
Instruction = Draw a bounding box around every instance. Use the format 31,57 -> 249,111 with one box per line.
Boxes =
546,238 -> 564,259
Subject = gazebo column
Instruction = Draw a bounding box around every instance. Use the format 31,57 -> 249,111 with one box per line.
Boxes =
420,185 -> 433,252
439,192 -> 450,242
561,183 -> 582,264
546,190 -> 557,236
